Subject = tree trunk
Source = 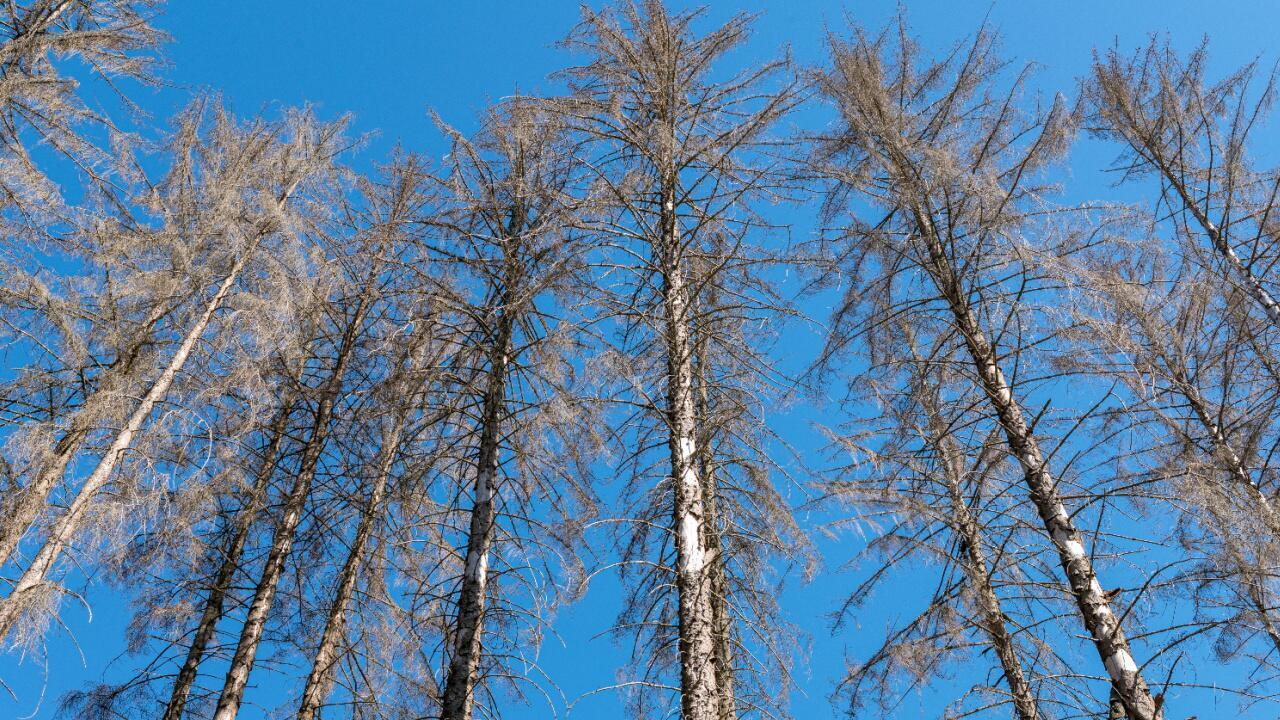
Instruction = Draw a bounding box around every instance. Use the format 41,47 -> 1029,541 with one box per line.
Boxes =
693,338 -> 735,720
440,309 -> 513,720
296,414 -> 403,720
1135,137 -> 1280,330
926,405 -> 1040,720
161,396 -> 294,720
0,247 -> 258,639
211,295 -> 367,720
662,190 -> 720,720
915,209 -> 1163,720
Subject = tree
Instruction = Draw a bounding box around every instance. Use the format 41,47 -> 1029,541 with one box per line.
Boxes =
0,103 -> 344,647
810,21 -> 1164,720
554,3 -> 805,717
429,96 -> 598,720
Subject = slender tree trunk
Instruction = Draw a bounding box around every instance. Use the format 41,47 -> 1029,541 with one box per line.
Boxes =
211,295 -> 367,720
927,408 -> 1040,720
440,308 -> 513,720
0,247 -> 259,639
1137,139 -> 1280,329
913,208 -> 1163,720
296,414 -> 403,720
161,396 -> 294,720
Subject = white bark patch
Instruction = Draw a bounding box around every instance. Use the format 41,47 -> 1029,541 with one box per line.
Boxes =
1104,650 -> 1139,676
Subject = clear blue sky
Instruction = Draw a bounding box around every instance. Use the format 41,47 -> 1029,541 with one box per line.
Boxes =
4,2 -> 1280,719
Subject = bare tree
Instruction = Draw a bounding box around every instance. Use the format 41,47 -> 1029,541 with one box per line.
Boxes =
810,21 -> 1164,720
553,2 -> 805,717
427,95 -> 597,720
0,104 -> 344,646
1088,39 -> 1280,331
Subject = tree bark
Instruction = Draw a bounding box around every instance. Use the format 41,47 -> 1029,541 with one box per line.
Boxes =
161,395 -> 294,720
211,294 -> 368,720
296,413 -> 403,720
913,208 -> 1163,720
0,246 -> 259,639
440,305 -> 513,720
925,402 -> 1040,720
693,336 -> 735,720
662,192 -> 720,720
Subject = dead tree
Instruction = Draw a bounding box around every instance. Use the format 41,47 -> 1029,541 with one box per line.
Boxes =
0,105 -> 343,645
810,22 -> 1164,720
553,2 -> 803,717
427,96 -> 596,720
1088,40 -> 1280,331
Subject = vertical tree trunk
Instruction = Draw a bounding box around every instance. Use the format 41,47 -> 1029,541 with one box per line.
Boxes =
0,247 -> 259,639
296,414 -> 403,720
693,335 -> 735,720
161,396 -> 294,720
440,309 -> 512,720
211,295 -> 367,720
662,187 -> 720,720
913,208 -> 1163,720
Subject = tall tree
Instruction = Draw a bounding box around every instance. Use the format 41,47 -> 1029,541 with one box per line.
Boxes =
429,96 -> 596,720
554,2 -> 804,717
810,22 -> 1165,720
0,104 -> 343,645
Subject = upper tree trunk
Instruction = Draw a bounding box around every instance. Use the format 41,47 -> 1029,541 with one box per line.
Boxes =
1127,130 -> 1280,331
296,413 -> 403,720
211,294 -> 368,720
914,208 -> 1163,720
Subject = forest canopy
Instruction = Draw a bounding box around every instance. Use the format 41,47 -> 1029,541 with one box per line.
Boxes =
0,2 -> 1278,720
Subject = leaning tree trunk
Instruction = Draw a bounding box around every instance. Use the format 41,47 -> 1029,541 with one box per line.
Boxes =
1148,150 -> 1280,330
0,297 -> 173,569
439,305 -> 513,720
296,413 -> 404,720
211,295 -> 367,720
914,208 -> 1163,720
926,403 -> 1040,720
0,244 -> 262,640
161,394 -> 295,720
660,180 -> 720,720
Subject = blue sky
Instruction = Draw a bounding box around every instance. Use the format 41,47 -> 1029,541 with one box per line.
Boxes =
5,2 -> 1280,719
